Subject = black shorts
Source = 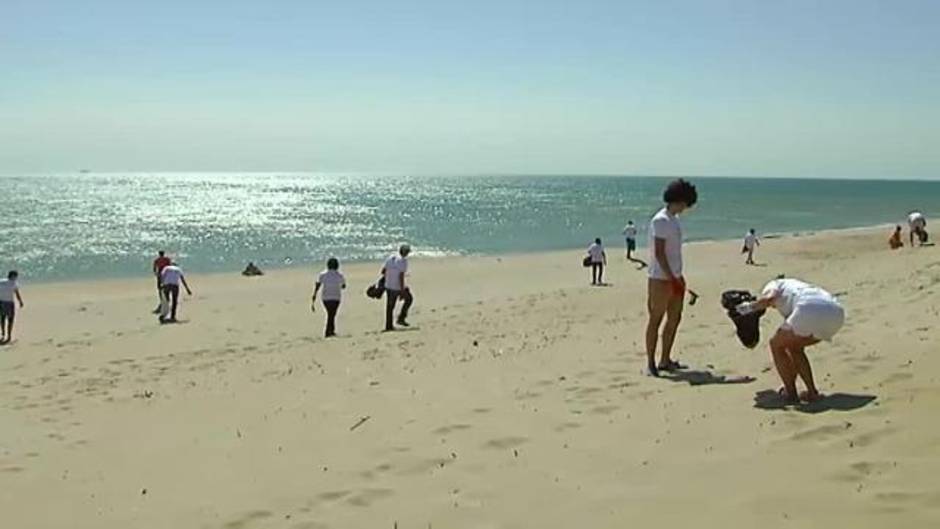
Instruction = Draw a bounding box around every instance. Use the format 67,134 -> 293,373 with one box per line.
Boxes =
0,301 -> 14,319
626,238 -> 636,251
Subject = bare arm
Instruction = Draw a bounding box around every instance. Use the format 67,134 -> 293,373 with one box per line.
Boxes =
15,288 -> 23,308
180,275 -> 192,295
312,282 -> 321,300
654,238 -> 675,279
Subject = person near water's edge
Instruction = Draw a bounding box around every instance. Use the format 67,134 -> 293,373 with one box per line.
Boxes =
908,211 -> 928,246
152,250 -> 171,313
312,257 -> 346,338
735,278 -> 844,403
587,238 -> 607,285
159,262 -> 192,323
645,179 -> 697,377
743,228 -> 760,265
0,271 -> 25,343
382,244 -> 413,331
623,220 -> 637,260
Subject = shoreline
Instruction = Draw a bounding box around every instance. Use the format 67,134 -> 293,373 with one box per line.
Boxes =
19,222 -> 896,289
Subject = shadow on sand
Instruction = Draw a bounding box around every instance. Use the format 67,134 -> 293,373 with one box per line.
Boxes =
753,390 -> 877,414
661,368 -> 756,386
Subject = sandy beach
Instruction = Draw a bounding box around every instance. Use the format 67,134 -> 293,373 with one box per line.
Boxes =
2,227 -> 939,528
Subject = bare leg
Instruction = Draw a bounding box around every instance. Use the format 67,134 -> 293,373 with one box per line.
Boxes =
769,331 -> 798,402
788,342 -> 821,401
645,280 -> 669,376
659,292 -> 684,367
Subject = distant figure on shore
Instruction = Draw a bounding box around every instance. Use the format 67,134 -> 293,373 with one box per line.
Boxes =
152,250 -> 172,313
889,225 -> 904,250
646,179 -> 697,377
734,278 -> 844,403
587,238 -> 607,285
743,229 -> 760,265
622,220 -> 647,269
312,257 -> 346,338
242,262 -> 264,276
908,211 -> 928,246
382,244 -> 413,331
0,271 -> 24,343
159,261 -> 192,324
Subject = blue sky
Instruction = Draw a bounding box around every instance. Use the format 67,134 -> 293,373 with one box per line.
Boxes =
2,0 -> 939,177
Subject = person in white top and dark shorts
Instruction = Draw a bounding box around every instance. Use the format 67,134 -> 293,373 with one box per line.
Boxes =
382,244 -> 413,331
735,278 -> 845,403
908,211 -> 928,246
743,228 -> 760,265
159,262 -> 192,323
587,238 -> 607,285
312,257 -> 346,338
645,179 -> 697,377
0,270 -> 25,343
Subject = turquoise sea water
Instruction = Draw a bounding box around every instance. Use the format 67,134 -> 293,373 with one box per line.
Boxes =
1,174 -> 937,282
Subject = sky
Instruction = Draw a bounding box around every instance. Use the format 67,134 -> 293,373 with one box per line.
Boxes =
2,0 -> 939,178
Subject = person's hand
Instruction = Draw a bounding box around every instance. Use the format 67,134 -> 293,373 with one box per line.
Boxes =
18,301 -> 24,308
310,297 -> 316,312
735,301 -> 758,316
670,276 -> 686,298
186,288 -> 193,296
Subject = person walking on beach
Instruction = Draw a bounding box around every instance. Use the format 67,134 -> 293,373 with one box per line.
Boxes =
645,179 -> 697,376
0,271 -> 24,343
587,238 -> 607,285
159,261 -> 192,323
743,228 -> 760,265
908,211 -> 928,246
623,220 -> 638,260
734,278 -> 844,403
152,250 -> 171,313
382,244 -> 413,331
312,257 -> 346,338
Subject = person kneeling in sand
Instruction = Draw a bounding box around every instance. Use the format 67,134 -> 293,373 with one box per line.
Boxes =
735,278 -> 844,403
242,262 -> 264,276
889,225 -> 904,250
908,211 -> 928,246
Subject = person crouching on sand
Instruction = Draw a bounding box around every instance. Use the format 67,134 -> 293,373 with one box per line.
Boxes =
587,238 -> 607,285
908,211 -> 928,246
889,225 -> 904,250
312,257 -> 346,338
735,278 -> 844,403
159,262 -> 192,323
646,178 -> 697,376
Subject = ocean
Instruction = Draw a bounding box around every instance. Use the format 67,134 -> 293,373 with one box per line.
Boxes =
2,173 -> 937,282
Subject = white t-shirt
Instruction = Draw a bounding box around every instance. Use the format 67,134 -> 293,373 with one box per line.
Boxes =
160,265 -> 184,286
588,242 -> 605,263
908,212 -> 926,229
0,279 -> 18,302
648,208 -> 683,280
744,232 -> 759,250
383,254 -> 408,291
623,225 -> 637,239
761,278 -> 837,318
317,269 -> 346,301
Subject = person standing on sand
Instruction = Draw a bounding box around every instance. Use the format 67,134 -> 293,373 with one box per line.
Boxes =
908,211 -> 928,246
159,261 -> 192,323
645,179 -> 697,377
743,228 -> 760,265
312,257 -> 346,338
622,220 -> 638,260
587,238 -> 607,285
0,271 -> 25,343
152,250 -> 172,313
734,278 -> 844,403
382,244 -> 413,331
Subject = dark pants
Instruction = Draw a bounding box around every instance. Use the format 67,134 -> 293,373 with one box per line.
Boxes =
385,289 -> 413,330
162,284 -> 180,321
322,299 -> 340,337
0,301 -> 15,337
591,262 -> 604,284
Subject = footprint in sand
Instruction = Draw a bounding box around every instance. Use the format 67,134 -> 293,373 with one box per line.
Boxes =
345,488 -> 394,507
483,436 -> 529,450
223,510 -> 274,529
431,424 -> 472,435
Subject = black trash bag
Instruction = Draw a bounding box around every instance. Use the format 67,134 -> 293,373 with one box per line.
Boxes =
366,277 -> 386,299
720,290 -> 766,349
582,256 -> 592,267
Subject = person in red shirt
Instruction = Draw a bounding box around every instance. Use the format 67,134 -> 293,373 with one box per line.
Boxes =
152,251 -> 171,313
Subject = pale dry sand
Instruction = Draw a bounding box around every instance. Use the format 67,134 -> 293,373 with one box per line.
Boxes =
2,227 -> 939,528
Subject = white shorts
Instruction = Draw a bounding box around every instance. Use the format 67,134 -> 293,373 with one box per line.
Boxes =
782,300 -> 845,341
